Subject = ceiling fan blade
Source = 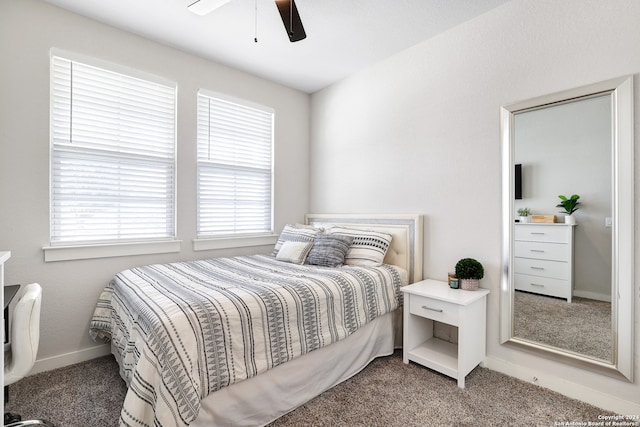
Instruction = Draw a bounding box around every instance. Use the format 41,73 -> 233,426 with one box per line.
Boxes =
274,0 -> 306,42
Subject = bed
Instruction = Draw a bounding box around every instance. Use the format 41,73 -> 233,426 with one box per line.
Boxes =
90,214 -> 423,427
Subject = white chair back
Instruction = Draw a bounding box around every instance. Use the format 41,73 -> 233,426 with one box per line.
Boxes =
4,283 -> 42,386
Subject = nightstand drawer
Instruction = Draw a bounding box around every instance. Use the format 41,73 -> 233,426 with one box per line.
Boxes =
409,294 -> 459,325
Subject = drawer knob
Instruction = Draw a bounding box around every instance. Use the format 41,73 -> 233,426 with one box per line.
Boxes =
531,283 -> 545,287
530,249 -> 545,253
531,232 -> 545,235
530,266 -> 545,270
421,305 -> 443,313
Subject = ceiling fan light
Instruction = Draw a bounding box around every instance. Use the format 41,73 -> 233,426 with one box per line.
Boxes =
187,0 -> 232,16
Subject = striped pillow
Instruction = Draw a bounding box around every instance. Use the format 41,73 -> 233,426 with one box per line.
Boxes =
305,234 -> 354,267
272,224 -> 321,256
327,226 -> 392,267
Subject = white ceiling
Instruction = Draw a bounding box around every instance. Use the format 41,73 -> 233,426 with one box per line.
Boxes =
42,0 -> 510,93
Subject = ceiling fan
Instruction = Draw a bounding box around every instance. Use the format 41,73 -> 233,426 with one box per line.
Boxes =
187,0 -> 306,42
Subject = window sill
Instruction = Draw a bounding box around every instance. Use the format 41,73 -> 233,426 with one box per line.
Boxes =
193,234 -> 278,251
43,240 -> 182,262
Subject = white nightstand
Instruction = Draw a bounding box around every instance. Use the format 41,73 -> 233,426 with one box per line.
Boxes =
402,279 -> 490,388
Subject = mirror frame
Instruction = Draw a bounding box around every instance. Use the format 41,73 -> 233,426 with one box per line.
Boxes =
500,76 -> 634,381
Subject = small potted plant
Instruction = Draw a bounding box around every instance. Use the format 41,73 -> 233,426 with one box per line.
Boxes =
517,207 -> 531,223
454,258 -> 484,291
556,194 -> 580,225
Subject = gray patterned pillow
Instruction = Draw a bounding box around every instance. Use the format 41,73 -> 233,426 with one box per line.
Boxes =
305,234 -> 354,267
272,224 -> 321,256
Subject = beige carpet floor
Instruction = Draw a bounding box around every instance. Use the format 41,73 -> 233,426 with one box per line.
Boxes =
4,350 -> 617,427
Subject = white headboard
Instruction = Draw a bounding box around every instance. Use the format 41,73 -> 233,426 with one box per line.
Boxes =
304,214 -> 423,284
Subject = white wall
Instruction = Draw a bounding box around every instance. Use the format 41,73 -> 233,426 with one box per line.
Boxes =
0,0 -> 310,370
310,0 -> 640,414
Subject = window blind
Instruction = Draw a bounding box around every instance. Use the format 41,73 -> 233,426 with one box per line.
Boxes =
50,54 -> 176,244
197,91 -> 274,237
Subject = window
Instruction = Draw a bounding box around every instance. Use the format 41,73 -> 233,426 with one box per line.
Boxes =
196,91 -> 274,238
50,52 -> 176,246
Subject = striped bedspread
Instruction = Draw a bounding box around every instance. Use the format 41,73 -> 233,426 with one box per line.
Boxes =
90,254 -> 406,427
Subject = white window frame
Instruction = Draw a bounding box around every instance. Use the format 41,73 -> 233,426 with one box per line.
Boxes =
194,90 -> 276,251
43,49 -> 180,262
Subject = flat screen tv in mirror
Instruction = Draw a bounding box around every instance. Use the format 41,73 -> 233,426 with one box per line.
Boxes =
514,164 -> 522,199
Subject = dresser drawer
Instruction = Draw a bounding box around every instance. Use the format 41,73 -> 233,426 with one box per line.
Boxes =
515,273 -> 571,299
515,225 -> 570,243
514,257 -> 569,280
514,241 -> 569,262
409,294 -> 459,326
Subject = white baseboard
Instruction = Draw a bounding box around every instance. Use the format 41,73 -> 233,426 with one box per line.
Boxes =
573,289 -> 611,302
485,355 -> 640,415
30,344 -> 111,375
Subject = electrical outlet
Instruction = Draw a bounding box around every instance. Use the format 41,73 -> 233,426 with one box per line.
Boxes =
605,217 -> 613,227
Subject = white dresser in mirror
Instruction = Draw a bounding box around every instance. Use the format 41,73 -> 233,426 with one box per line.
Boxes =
514,223 -> 575,302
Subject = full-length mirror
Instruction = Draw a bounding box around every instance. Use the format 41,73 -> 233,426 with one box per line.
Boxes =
500,76 -> 634,380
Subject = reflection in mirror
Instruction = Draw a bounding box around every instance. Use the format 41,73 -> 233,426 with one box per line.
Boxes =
500,76 -> 634,381
513,94 -> 612,362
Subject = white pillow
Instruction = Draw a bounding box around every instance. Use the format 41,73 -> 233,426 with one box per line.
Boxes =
327,226 -> 392,267
275,240 -> 314,264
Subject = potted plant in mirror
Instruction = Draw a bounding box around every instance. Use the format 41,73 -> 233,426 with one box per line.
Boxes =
454,258 -> 484,291
556,194 -> 580,225
517,207 -> 531,223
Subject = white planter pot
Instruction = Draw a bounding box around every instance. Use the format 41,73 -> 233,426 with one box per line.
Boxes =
460,279 -> 479,291
565,214 -> 576,225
